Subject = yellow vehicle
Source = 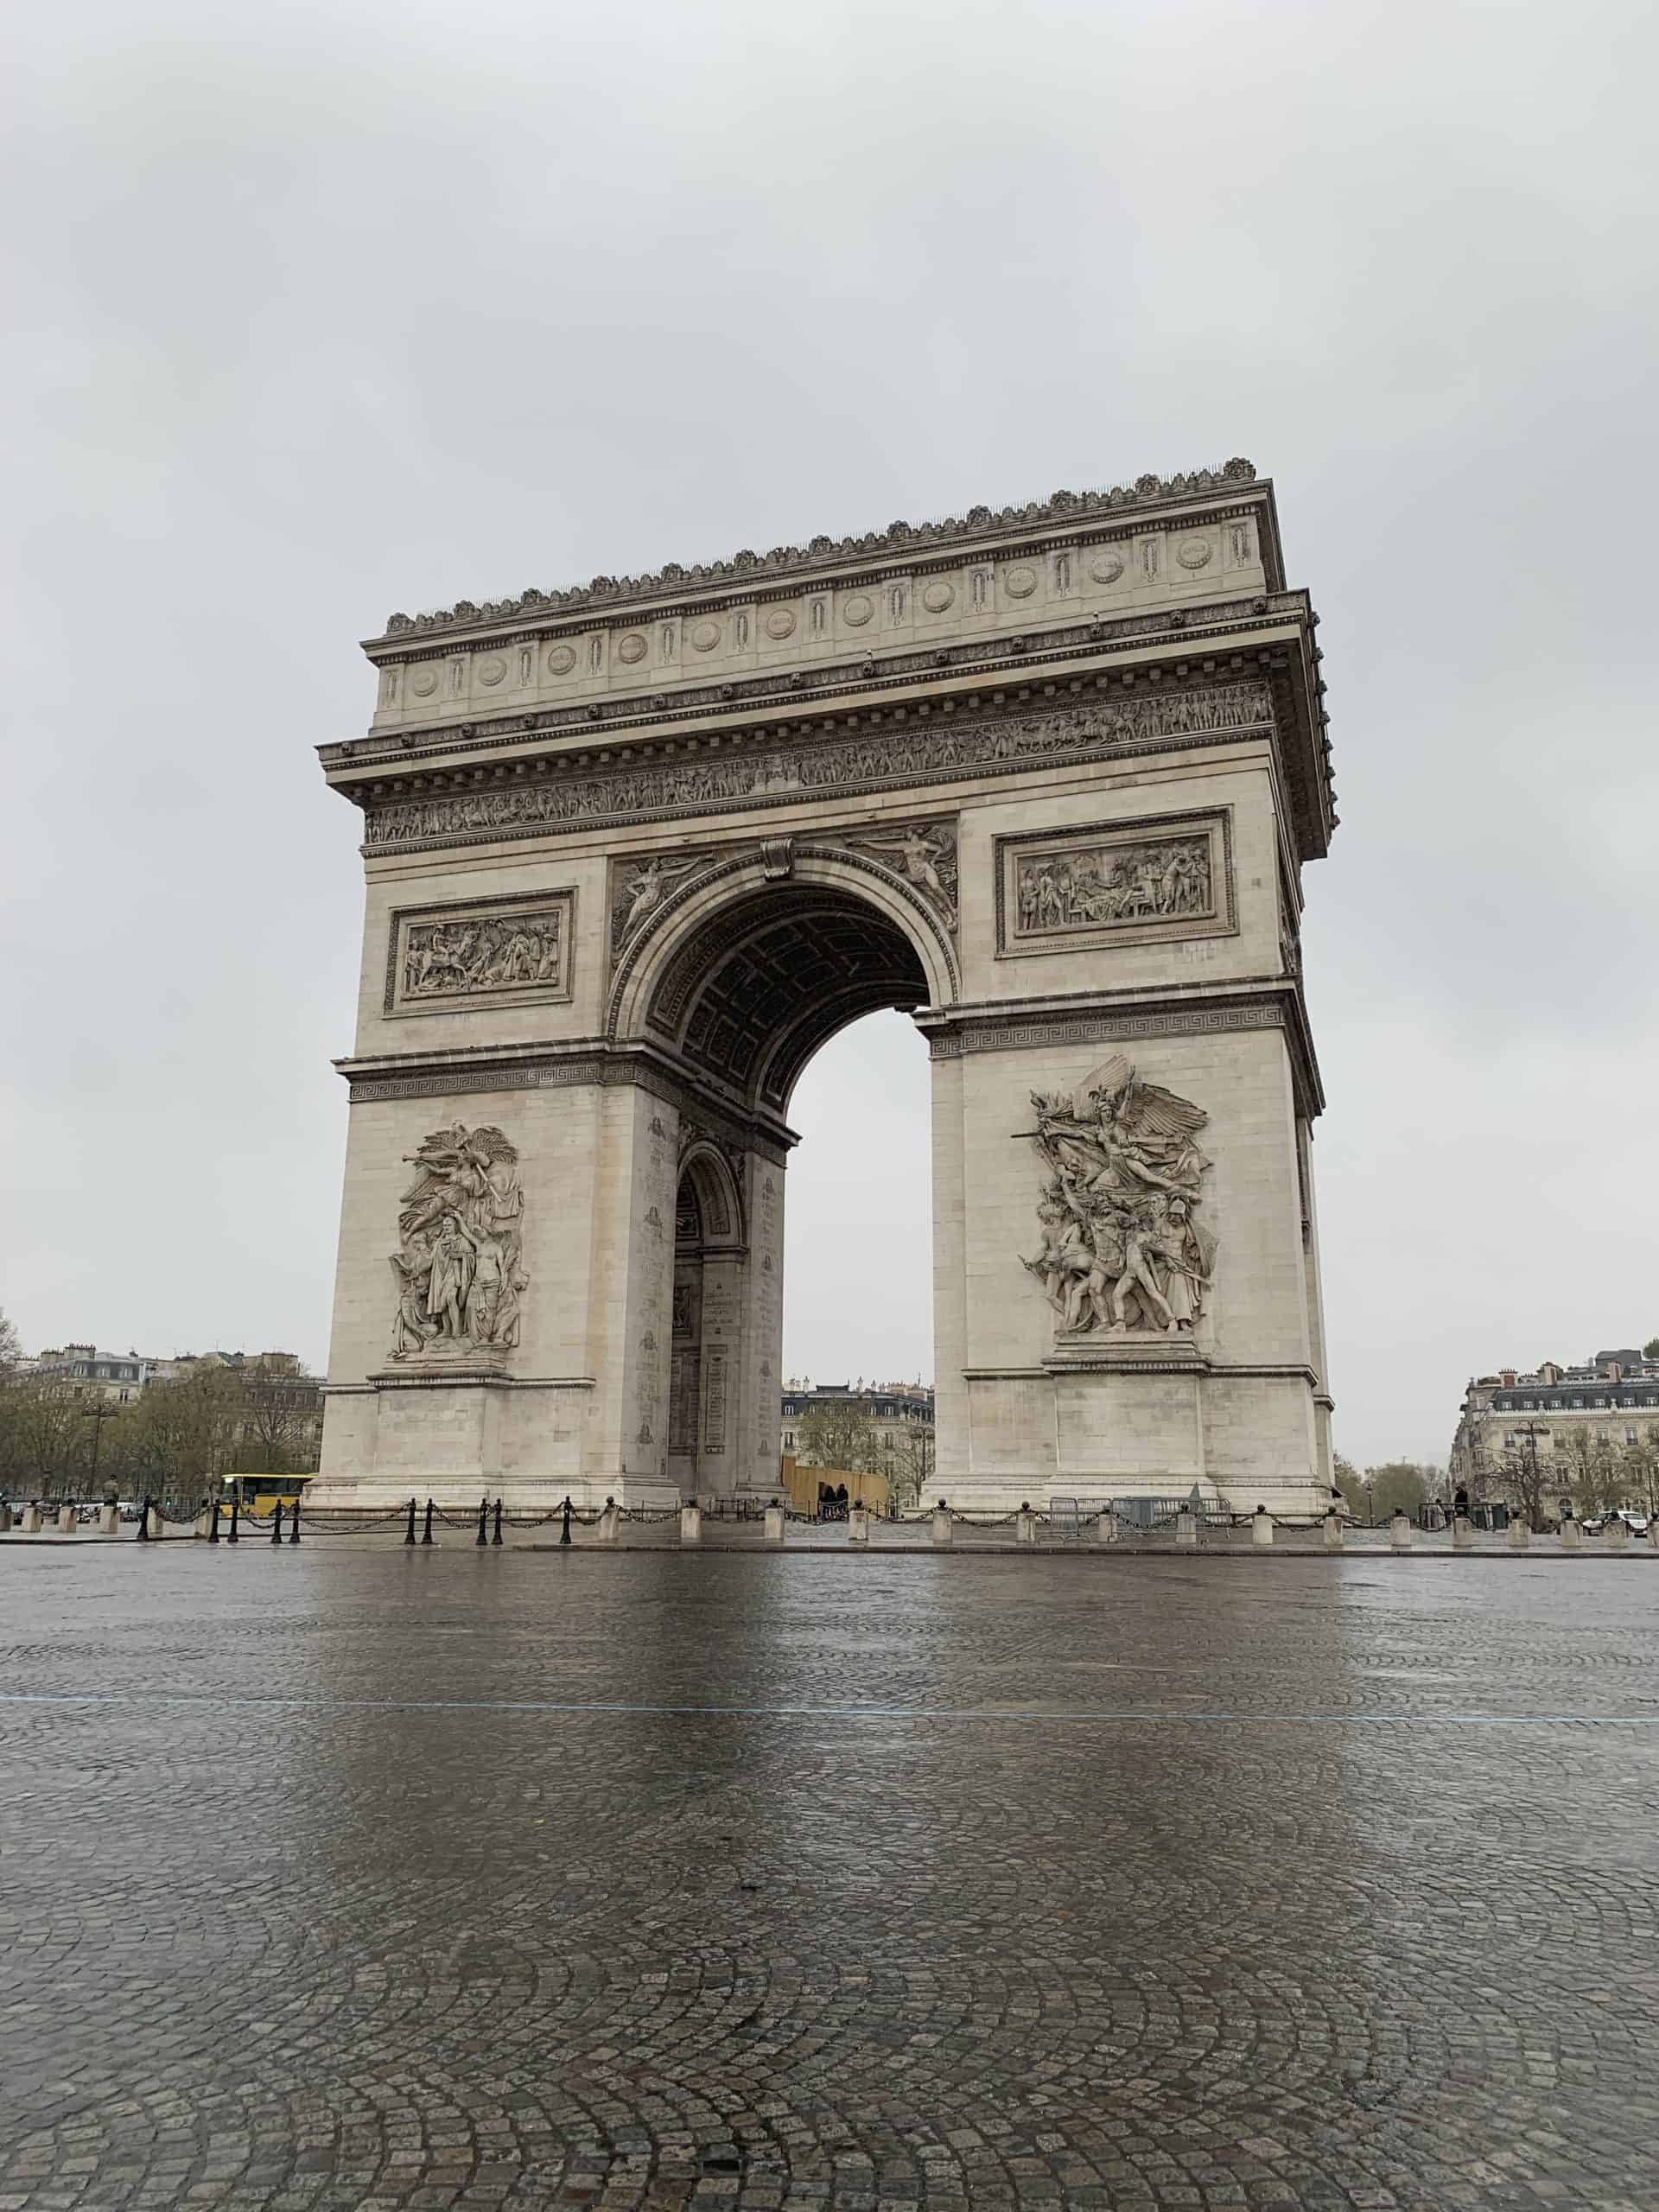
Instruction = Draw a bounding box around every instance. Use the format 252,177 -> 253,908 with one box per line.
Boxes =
227,1473 -> 315,1515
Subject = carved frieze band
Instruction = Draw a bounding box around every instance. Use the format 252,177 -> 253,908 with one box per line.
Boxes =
995,810 -> 1234,959
385,889 -> 575,1016
364,681 -> 1271,856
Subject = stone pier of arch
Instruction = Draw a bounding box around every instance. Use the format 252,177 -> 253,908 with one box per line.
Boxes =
308,462 -> 1338,1516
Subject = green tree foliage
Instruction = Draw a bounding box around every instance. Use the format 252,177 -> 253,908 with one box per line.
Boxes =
1332,1452 -> 1365,1517
1363,1461 -> 1434,1518
1644,1337 -> 1659,1361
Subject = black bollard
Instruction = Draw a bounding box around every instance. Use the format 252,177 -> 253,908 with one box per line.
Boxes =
137,1493 -> 152,1543
228,1497 -> 240,1545
208,1498 -> 220,1545
560,1495 -> 572,1548
404,1496 -> 417,1547
422,1497 -> 434,1546
492,1497 -> 503,1547
476,1495 -> 488,1546
270,1500 -> 284,1545
289,1498 -> 300,1545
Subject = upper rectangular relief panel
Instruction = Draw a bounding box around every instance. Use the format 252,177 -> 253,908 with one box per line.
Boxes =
385,889 -> 575,1019
995,811 -> 1236,960
365,469 -> 1271,734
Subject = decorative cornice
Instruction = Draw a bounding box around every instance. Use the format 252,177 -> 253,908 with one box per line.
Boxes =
329,590 -> 1306,772
376,461 -> 1260,643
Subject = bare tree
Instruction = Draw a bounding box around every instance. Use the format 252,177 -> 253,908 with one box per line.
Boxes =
0,1378 -> 86,1500
1500,1446 -> 1552,1531
231,1368 -> 322,1477
887,1421 -> 934,1511
1554,1427 -> 1626,1519
796,1401 -> 883,1479
109,1366 -> 245,1506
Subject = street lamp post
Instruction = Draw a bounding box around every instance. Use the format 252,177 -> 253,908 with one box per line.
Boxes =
1511,1421 -> 1547,1528
80,1400 -> 120,1503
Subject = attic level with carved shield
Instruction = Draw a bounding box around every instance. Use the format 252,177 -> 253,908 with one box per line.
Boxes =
307,461 -> 1339,1516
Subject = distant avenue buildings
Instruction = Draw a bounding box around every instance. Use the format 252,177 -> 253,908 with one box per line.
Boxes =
4,1342 -> 327,1497
780,1379 -> 934,1465
1451,1346 -> 1659,1516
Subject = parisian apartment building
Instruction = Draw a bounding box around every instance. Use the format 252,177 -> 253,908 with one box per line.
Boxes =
1450,1346 -> 1659,1508
780,1379 -> 935,1467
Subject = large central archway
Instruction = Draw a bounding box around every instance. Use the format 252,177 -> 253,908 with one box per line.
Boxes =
607,851 -> 950,1497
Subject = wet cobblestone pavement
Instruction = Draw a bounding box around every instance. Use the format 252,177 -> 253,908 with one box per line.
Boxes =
2,1548 -> 1656,2209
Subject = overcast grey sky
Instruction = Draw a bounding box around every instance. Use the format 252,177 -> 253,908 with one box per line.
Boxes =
3,0 -> 1655,1466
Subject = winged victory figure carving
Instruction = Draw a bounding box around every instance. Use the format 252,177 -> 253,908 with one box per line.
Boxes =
1018,1056 -> 1216,1337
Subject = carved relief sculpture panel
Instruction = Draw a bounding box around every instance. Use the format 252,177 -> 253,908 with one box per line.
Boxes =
389,1122 -> 528,1363
610,849 -> 724,963
840,820 -> 958,931
386,892 -> 575,1015
995,810 -> 1234,958
1018,1058 -> 1216,1339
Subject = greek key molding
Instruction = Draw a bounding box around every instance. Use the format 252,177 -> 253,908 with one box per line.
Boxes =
361,681 -> 1273,858
927,1001 -> 1286,1059
925,982 -> 1324,1122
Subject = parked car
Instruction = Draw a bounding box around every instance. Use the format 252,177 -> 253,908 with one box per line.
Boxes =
116,1499 -> 143,1522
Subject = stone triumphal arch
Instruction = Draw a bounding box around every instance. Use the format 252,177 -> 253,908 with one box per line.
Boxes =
310,461 -> 1338,1514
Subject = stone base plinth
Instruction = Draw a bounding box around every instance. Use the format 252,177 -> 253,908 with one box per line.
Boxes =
1044,1331 -> 1208,1372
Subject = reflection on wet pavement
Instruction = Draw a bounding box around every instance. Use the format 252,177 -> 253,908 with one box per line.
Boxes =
1,1547 -> 1656,2208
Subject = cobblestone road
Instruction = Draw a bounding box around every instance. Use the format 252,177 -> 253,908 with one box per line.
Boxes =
2,1548 -> 1656,2210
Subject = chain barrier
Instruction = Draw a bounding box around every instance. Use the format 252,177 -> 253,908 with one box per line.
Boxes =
298,1510 -> 410,1532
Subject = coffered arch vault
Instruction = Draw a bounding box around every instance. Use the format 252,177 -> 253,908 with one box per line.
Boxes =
607,850 -> 954,1114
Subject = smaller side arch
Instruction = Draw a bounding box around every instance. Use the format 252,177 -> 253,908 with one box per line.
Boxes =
677,1137 -> 746,1252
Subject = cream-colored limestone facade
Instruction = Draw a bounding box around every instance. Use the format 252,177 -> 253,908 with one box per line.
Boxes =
310,461 -> 1338,1514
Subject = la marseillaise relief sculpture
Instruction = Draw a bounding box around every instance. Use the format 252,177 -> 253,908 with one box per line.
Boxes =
308,461 -> 1338,1513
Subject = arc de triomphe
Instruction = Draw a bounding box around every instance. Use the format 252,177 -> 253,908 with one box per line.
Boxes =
309,461 -> 1338,1514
